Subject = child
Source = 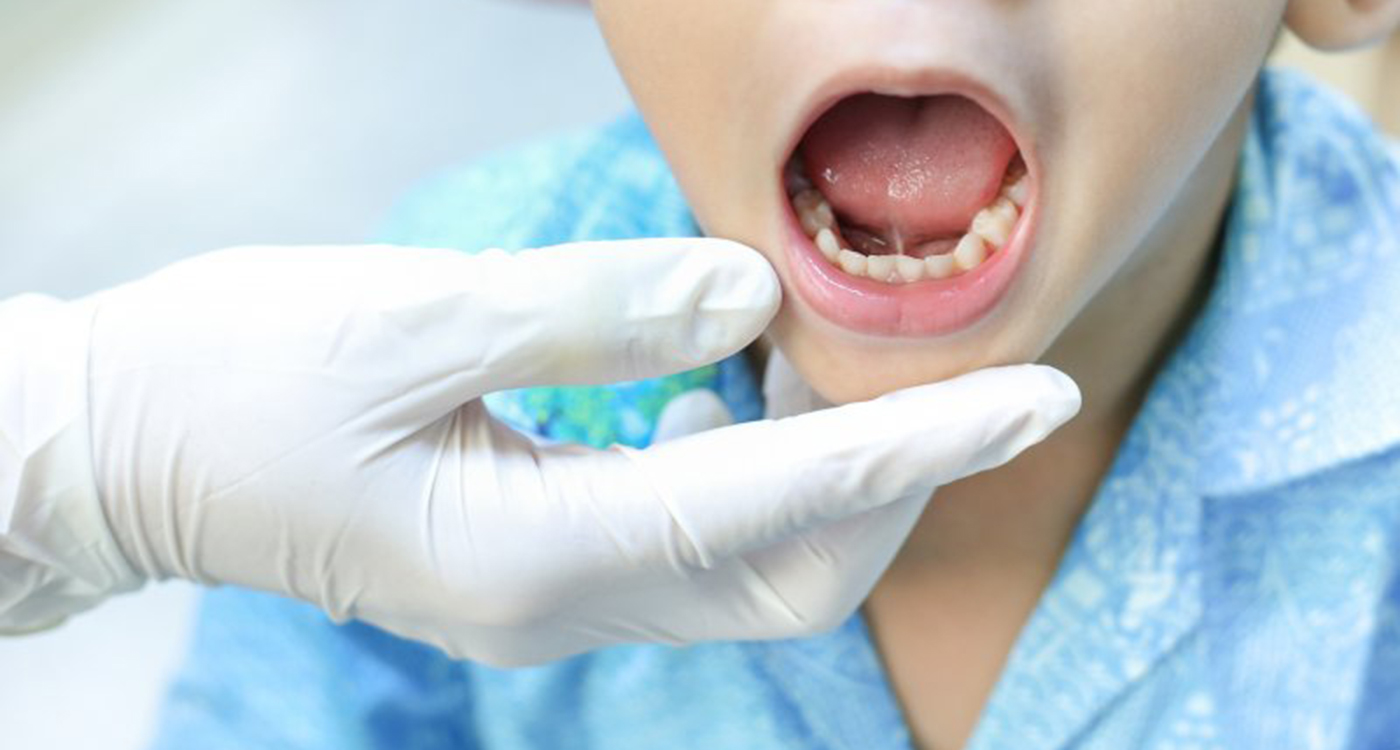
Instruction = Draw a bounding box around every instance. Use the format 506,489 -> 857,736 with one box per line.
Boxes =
151,3 -> 1400,749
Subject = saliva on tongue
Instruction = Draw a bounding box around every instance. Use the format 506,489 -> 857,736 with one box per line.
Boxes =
798,94 -> 1018,258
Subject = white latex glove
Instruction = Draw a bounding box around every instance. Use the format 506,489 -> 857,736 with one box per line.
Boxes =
0,241 -> 1079,665
646,349 -> 929,647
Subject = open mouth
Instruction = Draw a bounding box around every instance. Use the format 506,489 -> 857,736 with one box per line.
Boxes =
780,89 -> 1037,337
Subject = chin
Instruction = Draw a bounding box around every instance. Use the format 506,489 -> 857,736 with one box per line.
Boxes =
768,303 -> 1046,405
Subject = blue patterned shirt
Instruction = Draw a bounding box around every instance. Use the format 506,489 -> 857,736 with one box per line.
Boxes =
150,69 -> 1400,750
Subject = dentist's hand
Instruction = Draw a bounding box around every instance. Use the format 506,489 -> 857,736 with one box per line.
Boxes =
0,241 -> 1079,665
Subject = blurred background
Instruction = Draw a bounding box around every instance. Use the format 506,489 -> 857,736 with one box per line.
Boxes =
0,1 -> 629,749
0,0 -> 630,301
1274,32 -> 1400,135
0,2 -> 1395,748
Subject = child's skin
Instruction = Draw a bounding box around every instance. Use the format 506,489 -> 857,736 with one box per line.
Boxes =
591,1 -> 1400,747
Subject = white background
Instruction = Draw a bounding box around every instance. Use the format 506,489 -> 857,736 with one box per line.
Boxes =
0,1 -> 629,748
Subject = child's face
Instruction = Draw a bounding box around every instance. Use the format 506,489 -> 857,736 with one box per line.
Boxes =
593,1 -> 1287,402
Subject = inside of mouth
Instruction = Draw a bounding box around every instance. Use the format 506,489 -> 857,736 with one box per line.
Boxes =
786,93 -> 1029,284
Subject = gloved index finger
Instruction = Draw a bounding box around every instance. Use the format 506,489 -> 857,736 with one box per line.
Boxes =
92,240 -> 775,399
617,364 -> 1081,569
458,238 -> 780,393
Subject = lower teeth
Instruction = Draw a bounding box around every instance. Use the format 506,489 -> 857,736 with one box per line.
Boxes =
790,164 -> 1028,284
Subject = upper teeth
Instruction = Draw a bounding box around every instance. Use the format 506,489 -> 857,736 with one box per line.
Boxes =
792,164 -> 1028,284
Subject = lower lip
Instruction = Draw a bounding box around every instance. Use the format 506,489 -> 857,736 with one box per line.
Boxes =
783,192 -> 1036,338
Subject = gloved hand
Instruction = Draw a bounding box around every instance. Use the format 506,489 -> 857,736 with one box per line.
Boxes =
647,346 -> 930,655
0,240 -> 1079,665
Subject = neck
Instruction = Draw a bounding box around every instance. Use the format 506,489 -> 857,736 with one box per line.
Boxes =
1045,96 -> 1249,451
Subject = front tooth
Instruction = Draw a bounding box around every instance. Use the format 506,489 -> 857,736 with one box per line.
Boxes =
865,255 -> 895,282
1004,173 -> 1030,208
895,255 -> 925,282
815,228 -> 841,261
925,254 -> 956,279
971,197 -> 1018,248
953,234 -> 988,271
837,249 -> 867,275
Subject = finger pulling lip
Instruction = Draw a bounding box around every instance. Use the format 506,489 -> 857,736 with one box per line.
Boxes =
775,69 -> 1041,339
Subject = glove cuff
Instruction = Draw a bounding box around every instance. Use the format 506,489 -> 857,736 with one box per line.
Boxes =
0,295 -> 142,633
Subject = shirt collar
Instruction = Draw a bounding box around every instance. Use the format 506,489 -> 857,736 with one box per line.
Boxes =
969,319 -> 1207,750
1189,69 -> 1400,497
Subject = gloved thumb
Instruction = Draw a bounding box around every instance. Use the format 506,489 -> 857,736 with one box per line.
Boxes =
87,240 -> 780,433
618,364 -> 1081,569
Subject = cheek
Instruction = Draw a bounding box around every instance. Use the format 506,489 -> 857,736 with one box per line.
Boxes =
1012,4 -> 1279,339
594,2 -> 723,155
1046,5 -> 1277,261
594,0 -> 770,194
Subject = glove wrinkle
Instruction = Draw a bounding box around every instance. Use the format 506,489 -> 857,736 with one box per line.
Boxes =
614,445 -> 714,572
0,295 -> 141,631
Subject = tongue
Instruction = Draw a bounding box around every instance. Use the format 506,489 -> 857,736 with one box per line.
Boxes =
799,94 -> 1018,244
